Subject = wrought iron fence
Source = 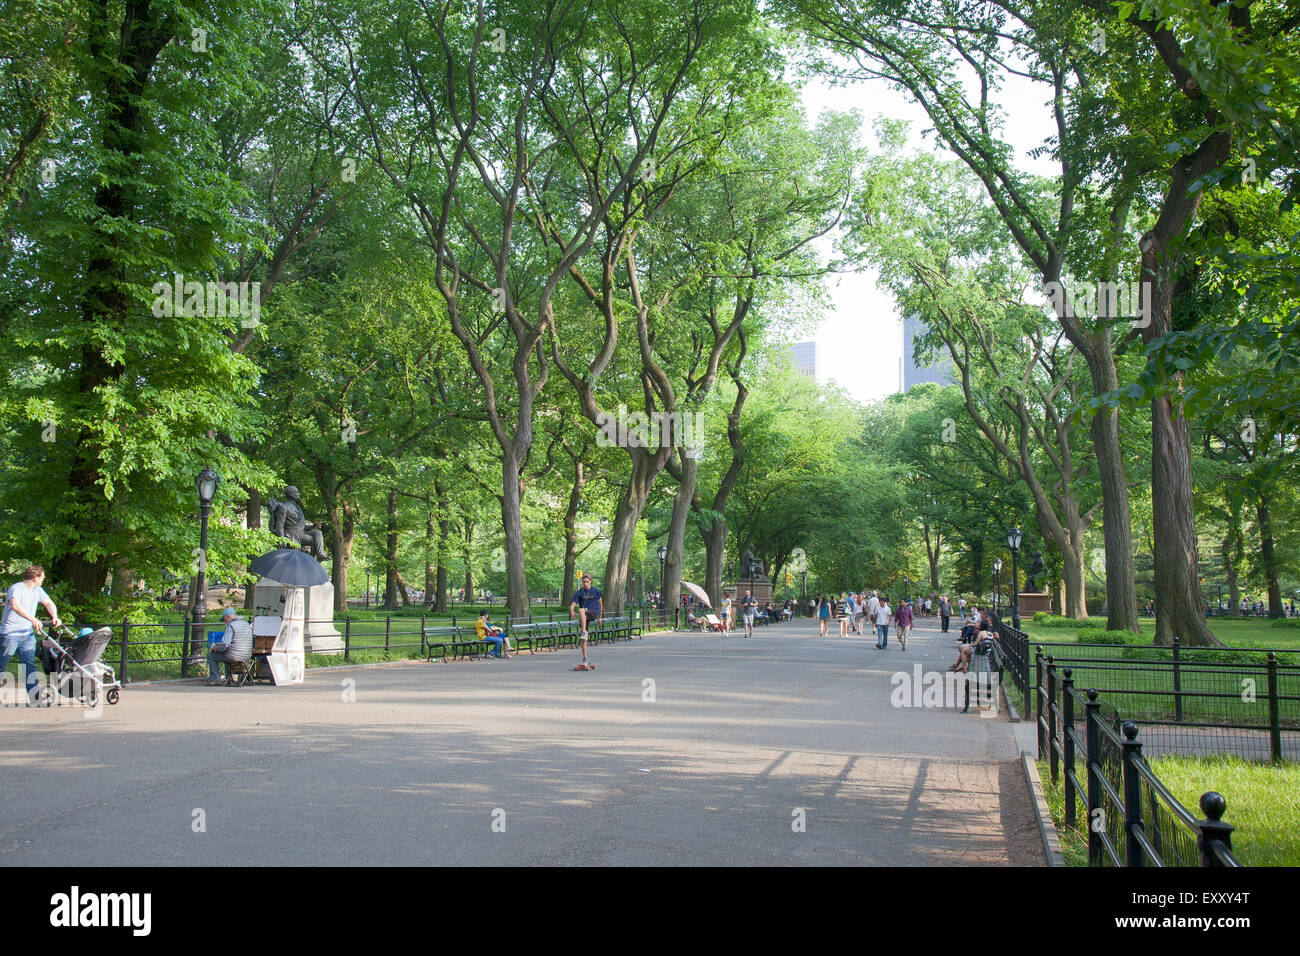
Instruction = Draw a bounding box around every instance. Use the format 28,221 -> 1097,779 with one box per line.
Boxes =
1034,646 -> 1299,761
995,621 -> 1300,761
1038,665 -> 1240,868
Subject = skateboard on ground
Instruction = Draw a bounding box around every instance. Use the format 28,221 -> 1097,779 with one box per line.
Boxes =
574,662 -> 596,671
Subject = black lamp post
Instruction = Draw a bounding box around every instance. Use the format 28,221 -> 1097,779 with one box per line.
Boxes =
658,545 -> 668,604
993,557 -> 1003,615
903,573 -> 910,603
191,466 -> 220,674
801,570 -> 807,602
1007,527 -> 1022,629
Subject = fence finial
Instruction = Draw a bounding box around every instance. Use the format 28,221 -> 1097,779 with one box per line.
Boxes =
1087,688 -> 1098,701
1122,720 -> 1139,741
1199,791 -> 1227,821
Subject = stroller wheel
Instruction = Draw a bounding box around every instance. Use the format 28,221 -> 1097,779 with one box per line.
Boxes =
106,688 -> 120,705
34,683 -> 54,707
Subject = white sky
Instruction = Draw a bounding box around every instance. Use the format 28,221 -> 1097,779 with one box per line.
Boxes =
799,69 -> 1058,404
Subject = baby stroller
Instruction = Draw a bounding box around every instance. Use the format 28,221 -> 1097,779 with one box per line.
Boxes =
38,625 -> 121,707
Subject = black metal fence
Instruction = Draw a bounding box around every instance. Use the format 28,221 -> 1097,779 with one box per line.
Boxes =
44,605 -> 687,684
996,622 -> 1300,761
1039,666 -> 1240,868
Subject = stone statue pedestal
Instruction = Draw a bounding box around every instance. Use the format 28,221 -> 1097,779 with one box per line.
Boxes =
253,577 -> 345,655
726,576 -> 773,605
1018,592 -> 1053,617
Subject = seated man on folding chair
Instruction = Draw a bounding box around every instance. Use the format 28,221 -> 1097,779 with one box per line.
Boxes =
206,608 -> 254,686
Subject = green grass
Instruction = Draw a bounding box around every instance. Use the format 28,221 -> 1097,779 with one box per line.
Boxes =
1022,615 -> 1300,649
1037,756 -> 1300,867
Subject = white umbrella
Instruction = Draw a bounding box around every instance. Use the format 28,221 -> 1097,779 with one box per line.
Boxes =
681,581 -> 712,607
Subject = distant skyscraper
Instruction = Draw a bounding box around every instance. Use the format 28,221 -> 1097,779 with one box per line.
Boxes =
900,314 -> 951,392
792,341 -> 817,379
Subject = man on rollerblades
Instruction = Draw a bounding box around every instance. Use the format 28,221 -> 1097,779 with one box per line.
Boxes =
569,573 -> 603,669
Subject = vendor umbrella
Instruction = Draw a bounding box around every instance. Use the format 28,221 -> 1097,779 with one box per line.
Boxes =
681,580 -> 712,607
248,548 -> 329,587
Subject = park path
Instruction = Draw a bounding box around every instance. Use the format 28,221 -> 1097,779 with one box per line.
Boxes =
0,614 -> 1041,865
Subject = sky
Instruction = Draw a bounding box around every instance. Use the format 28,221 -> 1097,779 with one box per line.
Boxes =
798,67 -> 1058,405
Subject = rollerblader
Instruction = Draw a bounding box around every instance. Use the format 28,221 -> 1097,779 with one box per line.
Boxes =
569,573 -> 603,670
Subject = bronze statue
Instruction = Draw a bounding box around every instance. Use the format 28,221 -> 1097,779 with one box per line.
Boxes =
1025,551 -> 1046,592
267,486 -> 327,561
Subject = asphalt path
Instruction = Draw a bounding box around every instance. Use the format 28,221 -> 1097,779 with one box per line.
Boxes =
0,615 -> 1041,866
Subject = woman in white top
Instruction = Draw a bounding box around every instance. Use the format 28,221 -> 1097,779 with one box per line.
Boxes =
874,596 -> 892,649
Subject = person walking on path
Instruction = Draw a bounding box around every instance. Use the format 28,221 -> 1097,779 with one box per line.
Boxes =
569,574 -> 603,667
894,599 -> 913,651
817,594 -> 832,636
938,595 -> 952,633
720,591 -> 733,635
742,590 -> 757,638
2,565 -> 61,698
874,595 -> 892,649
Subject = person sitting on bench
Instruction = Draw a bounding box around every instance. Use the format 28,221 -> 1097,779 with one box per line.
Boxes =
950,612 -> 996,673
475,610 -> 511,658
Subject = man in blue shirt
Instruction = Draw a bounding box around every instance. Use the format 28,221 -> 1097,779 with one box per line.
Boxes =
569,574 -> 603,668
2,565 -> 62,698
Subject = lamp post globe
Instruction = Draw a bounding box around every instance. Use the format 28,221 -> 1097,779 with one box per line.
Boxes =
993,557 -> 1003,614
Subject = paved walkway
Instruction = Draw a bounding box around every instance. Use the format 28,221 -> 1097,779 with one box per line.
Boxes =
0,615 -> 1041,865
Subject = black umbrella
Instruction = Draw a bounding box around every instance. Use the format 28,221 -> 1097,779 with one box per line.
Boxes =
248,549 -> 329,587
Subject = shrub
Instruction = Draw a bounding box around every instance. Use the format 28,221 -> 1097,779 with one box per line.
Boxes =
1270,618 -> 1300,629
1032,613 -> 1105,629
1078,629 -> 1143,645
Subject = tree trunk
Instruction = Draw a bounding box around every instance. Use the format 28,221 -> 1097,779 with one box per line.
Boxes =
1257,495 -> 1282,618
500,450 -> 528,621
433,481 -> 450,612
393,568 -> 412,607
1061,544 -> 1088,619
563,462 -> 583,605
922,521 -> 941,591
663,450 -> 698,611
424,508 -> 436,600
1223,520 -> 1241,616
1150,394 -> 1219,645
244,486 -> 261,609
462,517 -> 474,601
322,486 -> 356,614
703,514 -> 727,609
383,486 -> 399,608
1085,352 -> 1139,631
602,454 -> 660,614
